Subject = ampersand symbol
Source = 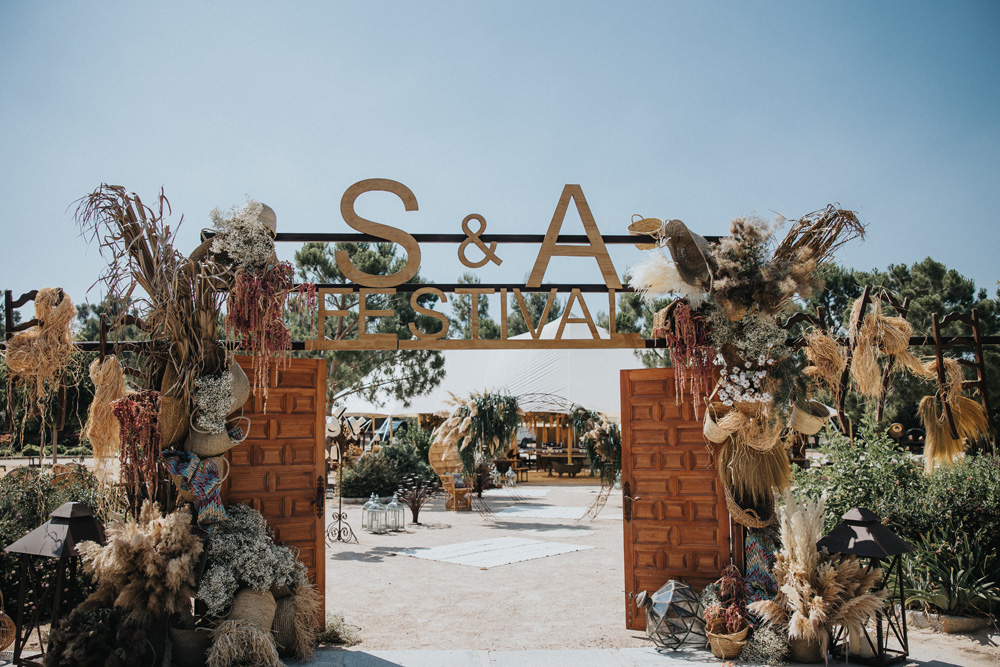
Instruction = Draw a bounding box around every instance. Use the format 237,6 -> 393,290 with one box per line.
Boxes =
458,214 -> 502,268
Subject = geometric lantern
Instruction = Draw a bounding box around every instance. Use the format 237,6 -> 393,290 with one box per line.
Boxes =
385,493 -> 406,532
817,507 -> 915,666
635,580 -> 705,650
4,502 -> 105,667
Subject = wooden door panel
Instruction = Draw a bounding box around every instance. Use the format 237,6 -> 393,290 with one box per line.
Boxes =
224,357 -> 326,617
622,367 -> 730,631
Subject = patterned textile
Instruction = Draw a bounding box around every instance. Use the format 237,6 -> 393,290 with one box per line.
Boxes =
161,449 -> 228,526
745,530 -> 778,603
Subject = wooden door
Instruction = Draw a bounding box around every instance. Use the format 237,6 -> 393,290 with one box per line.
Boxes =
224,357 -> 326,614
620,368 -> 730,630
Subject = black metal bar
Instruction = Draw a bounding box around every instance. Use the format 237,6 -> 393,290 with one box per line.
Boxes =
312,283 -> 636,294
201,231 -> 722,245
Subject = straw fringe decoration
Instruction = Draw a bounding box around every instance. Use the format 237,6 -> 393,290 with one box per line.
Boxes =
919,395 -> 989,474
717,436 -> 790,507
290,580 -> 322,661
803,329 -> 844,396
4,287 -> 77,415
207,619 -> 282,667
849,298 -> 927,399
923,357 -> 965,410
84,355 -> 127,464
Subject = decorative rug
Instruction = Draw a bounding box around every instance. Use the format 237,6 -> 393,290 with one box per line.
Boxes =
494,505 -> 589,519
396,537 -> 593,568
482,488 -> 550,498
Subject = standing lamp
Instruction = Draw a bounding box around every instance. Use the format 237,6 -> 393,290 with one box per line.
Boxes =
817,507 -> 914,666
635,580 -> 705,650
4,502 -> 105,667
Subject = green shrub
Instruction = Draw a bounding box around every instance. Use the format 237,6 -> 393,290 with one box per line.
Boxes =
792,417 -> 1000,617
339,439 -> 435,498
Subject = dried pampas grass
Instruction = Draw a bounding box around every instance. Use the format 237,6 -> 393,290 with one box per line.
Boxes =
84,355 -> 127,464
77,502 -> 203,628
772,205 -> 866,267
748,491 -> 887,656
628,251 -> 708,309
803,329 -> 844,396
4,287 -> 77,415
919,395 -> 989,474
207,619 -> 282,667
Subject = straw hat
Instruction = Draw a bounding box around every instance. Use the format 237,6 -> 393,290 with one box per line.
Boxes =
662,219 -> 713,291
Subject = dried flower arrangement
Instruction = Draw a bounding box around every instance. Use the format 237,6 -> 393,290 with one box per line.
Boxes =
429,392 -> 521,479
748,492 -> 887,663
209,200 -> 277,272
198,503 -> 308,616
76,501 -> 203,628
704,564 -> 750,658
627,207 -> 865,527
572,407 -> 622,487
193,368 -> 235,434
111,390 -> 162,514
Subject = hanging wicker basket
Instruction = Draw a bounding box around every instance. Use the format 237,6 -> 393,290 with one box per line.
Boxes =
706,625 -> 748,659
0,591 -> 15,652
186,414 -> 250,457
703,403 -> 736,444
228,359 -> 251,414
789,400 -> 833,436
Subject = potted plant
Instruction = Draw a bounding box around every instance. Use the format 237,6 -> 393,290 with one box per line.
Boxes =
704,564 -> 749,659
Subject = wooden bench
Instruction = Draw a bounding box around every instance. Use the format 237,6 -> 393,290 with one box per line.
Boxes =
550,461 -> 583,477
515,465 -> 529,482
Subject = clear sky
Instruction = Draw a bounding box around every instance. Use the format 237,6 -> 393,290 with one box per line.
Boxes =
2,1 -> 998,316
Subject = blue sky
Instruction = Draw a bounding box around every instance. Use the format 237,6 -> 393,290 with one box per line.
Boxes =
2,1 -> 998,318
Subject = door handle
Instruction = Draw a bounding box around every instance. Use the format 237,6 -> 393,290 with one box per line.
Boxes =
314,475 -> 325,518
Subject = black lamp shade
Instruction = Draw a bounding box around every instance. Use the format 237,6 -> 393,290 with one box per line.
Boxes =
816,508 -> 913,559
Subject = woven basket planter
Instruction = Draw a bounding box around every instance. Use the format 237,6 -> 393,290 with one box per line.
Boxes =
227,589 -> 277,633
187,416 -> 249,457
228,360 -> 251,414
789,400 -> 833,435
706,626 -> 748,659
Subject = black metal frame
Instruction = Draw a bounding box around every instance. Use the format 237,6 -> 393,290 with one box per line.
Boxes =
829,555 -> 908,666
11,554 -> 80,667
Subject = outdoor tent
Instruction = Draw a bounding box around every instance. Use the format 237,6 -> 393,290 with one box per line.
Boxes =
334,321 -> 644,419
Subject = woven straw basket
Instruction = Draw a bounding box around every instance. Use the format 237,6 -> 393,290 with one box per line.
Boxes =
271,595 -> 296,655
228,359 -> 251,414
169,625 -> 212,667
703,404 -> 734,444
186,415 -> 250,457
228,589 -> 276,633
707,626 -> 748,659
0,591 -> 15,652
789,400 -> 832,436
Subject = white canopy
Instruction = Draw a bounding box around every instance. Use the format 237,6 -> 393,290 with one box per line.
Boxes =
334,321 -> 644,419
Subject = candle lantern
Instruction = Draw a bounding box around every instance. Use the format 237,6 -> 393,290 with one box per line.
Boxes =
635,579 -> 705,650
366,496 -> 388,534
4,502 -> 105,667
817,507 -> 914,666
386,493 -> 406,531
361,493 -> 376,529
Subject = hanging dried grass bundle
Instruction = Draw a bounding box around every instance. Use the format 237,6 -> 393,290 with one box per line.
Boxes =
849,298 -> 927,399
76,502 -> 203,628
84,355 -> 127,464
111,390 -> 161,512
717,434 -> 790,507
748,492 -> 886,658
207,619 -> 282,667
922,357 -> 965,410
4,287 -> 77,417
918,395 -> 989,474
803,329 -> 845,396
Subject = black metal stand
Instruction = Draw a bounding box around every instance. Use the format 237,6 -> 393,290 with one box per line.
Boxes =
325,456 -> 357,545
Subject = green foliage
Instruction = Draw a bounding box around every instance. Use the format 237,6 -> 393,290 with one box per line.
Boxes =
899,527 -> 1000,617
793,419 -> 1000,616
0,466 -> 124,618
457,392 -> 520,477
291,241 -> 446,407
339,439 -> 435,498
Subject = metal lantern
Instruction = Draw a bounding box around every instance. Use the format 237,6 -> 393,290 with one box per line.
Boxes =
386,493 -> 406,531
817,507 -> 915,666
361,493 -> 376,529
504,466 -> 516,487
635,580 -> 705,650
4,502 -> 105,667
366,496 -> 388,534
